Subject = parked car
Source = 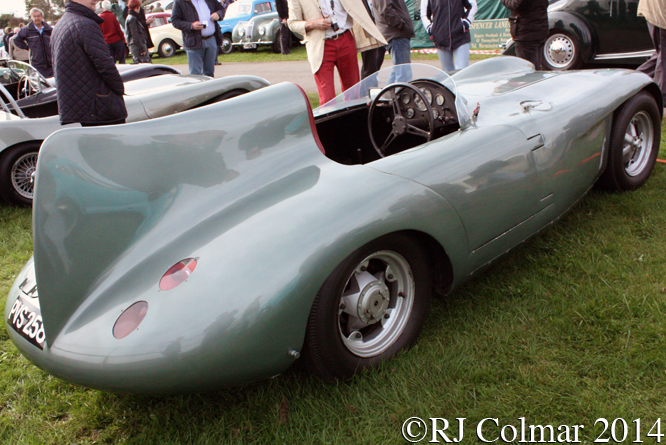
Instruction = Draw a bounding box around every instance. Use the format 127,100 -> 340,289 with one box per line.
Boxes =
0,65 -> 269,206
503,0 -> 654,70
232,6 -> 299,52
1,60 -> 181,119
5,59 -> 662,394
147,12 -> 183,58
218,0 -> 276,53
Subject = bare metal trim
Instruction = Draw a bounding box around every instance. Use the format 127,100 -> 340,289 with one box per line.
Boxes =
594,50 -> 654,61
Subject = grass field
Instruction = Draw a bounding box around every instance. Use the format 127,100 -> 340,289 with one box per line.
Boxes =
1,97 -> 666,443
146,44 -> 492,65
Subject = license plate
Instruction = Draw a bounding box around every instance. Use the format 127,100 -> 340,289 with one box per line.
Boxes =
243,43 -> 257,49
7,296 -> 45,350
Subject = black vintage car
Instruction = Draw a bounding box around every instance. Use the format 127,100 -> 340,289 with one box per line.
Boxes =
503,0 -> 654,70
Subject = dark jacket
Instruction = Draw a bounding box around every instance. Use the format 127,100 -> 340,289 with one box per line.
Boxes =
500,0 -> 549,42
123,7 -> 154,47
372,0 -> 415,42
52,2 -> 127,125
171,0 -> 225,50
126,10 -> 149,53
427,0 -> 473,51
14,21 -> 53,77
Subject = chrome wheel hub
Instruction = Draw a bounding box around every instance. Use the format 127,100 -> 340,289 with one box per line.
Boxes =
545,34 -> 575,68
622,111 -> 653,177
338,251 -> 415,357
11,152 -> 38,199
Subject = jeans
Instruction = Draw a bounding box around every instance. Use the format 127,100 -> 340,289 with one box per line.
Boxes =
436,43 -> 470,72
515,40 -> 544,70
186,36 -> 218,77
388,37 -> 412,83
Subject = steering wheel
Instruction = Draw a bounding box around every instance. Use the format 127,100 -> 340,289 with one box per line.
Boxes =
367,82 -> 435,158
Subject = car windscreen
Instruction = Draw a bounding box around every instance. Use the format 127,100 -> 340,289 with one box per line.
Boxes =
314,63 -> 471,129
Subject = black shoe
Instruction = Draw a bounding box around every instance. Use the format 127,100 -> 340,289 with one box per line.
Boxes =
215,61 -> 221,65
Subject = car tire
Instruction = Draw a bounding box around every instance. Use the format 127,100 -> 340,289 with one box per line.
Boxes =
0,142 -> 41,207
220,34 -> 233,54
157,39 -> 177,58
303,233 -> 432,381
598,91 -> 661,192
543,32 -> 581,71
271,30 -> 281,53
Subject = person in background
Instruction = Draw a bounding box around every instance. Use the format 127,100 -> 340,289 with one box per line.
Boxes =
500,0 -> 548,69
287,0 -> 386,104
51,0 -> 127,126
100,0 -> 127,63
125,0 -> 152,63
3,27 -> 14,53
114,0 -> 127,28
123,1 -> 156,47
9,28 -> 30,63
372,0 -> 413,82
153,2 -> 165,12
14,8 -> 54,77
275,0 -> 292,55
360,0 -> 385,79
421,0 -> 477,72
636,0 -> 666,103
171,0 -> 226,76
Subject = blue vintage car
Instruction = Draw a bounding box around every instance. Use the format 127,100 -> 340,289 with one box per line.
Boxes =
5,59 -> 662,394
218,0 -> 277,53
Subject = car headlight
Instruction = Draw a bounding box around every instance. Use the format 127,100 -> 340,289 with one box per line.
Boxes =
258,26 -> 265,35
238,28 -> 245,36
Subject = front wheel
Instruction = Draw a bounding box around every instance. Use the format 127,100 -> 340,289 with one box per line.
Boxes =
220,34 -> 233,54
0,142 -> 41,206
598,91 -> 661,191
543,32 -> 581,71
303,234 -> 432,381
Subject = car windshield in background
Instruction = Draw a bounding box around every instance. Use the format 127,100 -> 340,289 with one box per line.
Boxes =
314,63 -> 471,129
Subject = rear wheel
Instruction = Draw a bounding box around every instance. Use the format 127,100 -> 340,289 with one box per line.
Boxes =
543,32 -> 581,70
0,142 -> 41,206
598,91 -> 661,191
157,39 -> 177,58
303,234 -> 432,381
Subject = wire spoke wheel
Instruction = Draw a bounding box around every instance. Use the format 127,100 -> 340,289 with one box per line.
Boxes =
11,152 -> 38,199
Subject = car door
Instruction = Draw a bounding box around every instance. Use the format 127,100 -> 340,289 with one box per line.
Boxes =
580,0 -> 653,55
370,125 -> 552,263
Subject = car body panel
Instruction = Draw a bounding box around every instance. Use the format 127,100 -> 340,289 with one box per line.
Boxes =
5,59 -> 660,393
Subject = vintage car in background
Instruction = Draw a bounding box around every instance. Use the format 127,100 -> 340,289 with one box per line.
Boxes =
147,12 -> 184,58
5,59 -> 662,394
232,4 -> 299,53
0,66 -> 269,206
503,0 -> 654,70
219,0 -> 276,53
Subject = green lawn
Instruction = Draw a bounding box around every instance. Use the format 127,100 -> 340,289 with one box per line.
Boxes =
1,108 -> 666,443
148,44 -> 494,66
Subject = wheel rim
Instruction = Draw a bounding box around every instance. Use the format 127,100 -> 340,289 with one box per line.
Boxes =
222,38 -> 232,54
161,42 -> 174,57
337,250 -> 415,357
11,152 -> 38,199
545,34 -> 575,69
622,110 -> 654,177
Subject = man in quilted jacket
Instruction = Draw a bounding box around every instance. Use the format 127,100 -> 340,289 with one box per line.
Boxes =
52,0 -> 128,126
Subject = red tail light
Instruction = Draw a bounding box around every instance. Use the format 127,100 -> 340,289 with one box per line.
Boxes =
159,258 -> 197,291
113,301 -> 148,339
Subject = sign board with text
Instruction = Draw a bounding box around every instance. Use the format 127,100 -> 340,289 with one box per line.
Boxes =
470,19 -> 511,49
